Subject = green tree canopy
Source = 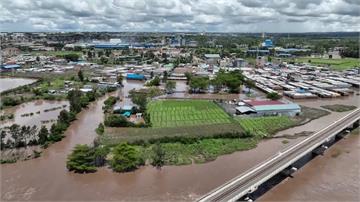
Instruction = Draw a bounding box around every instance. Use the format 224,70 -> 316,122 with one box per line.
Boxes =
165,80 -> 176,94
267,92 -> 282,100
38,126 -> 49,145
66,144 -> 96,173
110,143 -> 144,172
151,142 -> 165,168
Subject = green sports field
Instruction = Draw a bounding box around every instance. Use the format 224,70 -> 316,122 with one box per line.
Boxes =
282,57 -> 359,71
147,100 -> 232,128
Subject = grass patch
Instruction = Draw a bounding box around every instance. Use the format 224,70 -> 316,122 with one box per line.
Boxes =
139,138 -> 257,165
321,104 -> 357,112
147,100 -> 232,128
101,123 -> 243,145
282,140 -> 290,144
282,57 -> 359,71
236,116 -> 295,137
26,50 -> 83,57
235,106 -> 330,137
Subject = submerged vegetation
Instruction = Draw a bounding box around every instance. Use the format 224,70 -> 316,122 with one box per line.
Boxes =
0,88 -> 108,163
321,104 -> 357,112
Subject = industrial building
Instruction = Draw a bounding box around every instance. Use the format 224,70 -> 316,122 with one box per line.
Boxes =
236,99 -> 301,116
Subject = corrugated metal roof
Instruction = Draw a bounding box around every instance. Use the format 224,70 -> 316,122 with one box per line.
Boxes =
204,54 -> 220,58
235,106 -> 255,113
254,104 -> 301,111
126,73 -> 145,80
243,100 -> 284,106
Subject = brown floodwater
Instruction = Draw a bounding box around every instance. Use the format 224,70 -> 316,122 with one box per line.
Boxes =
1,91 -> 359,201
1,100 -> 69,129
259,132 -> 360,202
0,77 -> 37,93
119,80 -> 145,106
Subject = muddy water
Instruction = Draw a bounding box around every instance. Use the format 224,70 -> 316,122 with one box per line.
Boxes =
276,95 -> 360,136
259,132 -> 360,202
1,100 -> 69,128
119,80 -> 145,106
1,92 -> 359,201
0,77 -> 37,93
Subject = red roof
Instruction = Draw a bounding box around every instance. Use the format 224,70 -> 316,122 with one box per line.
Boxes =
243,99 -> 284,106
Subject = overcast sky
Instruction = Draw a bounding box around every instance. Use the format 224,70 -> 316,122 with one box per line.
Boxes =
0,0 -> 359,32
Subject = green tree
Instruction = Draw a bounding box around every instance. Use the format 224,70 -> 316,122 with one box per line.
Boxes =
93,146 -> 109,167
78,69 -> 84,82
49,123 -> 65,142
87,51 -> 93,59
165,80 -> 176,94
58,110 -> 70,124
68,89 -> 82,113
151,142 -> 165,168
66,144 -> 96,173
267,92 -> 281,100
129,90 -> 148,112
117,74 -> 123,85
162,71 -> 168,82
244,79 -> 256,94
37,126 -> 49,145
184,72 -> 192,84
146,76 -> 160,86
100,56 -> 108,64
104,115 -> 131,127
63,53 -> 79,62
189,77 -> 209,93
96,123 -> 105,135
110,143 -> 144,172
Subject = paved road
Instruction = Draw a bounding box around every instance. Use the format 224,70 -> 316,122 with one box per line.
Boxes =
198,109 -> 360,202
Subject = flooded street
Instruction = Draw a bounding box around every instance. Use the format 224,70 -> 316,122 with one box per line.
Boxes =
1,86 -> 359,201
0,77 -> 37,93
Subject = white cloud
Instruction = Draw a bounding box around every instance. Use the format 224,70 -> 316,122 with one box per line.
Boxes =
0,0 -> 358,32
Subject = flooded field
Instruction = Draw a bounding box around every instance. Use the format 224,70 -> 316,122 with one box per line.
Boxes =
1,100 -> 69,128
0,77 -> 37,93
1,89 -> 359,201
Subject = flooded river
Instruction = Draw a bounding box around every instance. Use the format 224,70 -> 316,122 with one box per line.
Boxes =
1,89 -> 359,200
0,77 -> 37,93
259,132 -> 360,202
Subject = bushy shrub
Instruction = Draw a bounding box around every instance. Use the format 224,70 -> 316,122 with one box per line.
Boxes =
66,144 -> 97,173
1,97 -> 20,106
104,115 -> 132,127
110,143 -> 144,172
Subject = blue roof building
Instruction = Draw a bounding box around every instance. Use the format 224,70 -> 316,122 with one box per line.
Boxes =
262,39 -> 273,48
126,73 -> 145,80
1,64 -> 21,71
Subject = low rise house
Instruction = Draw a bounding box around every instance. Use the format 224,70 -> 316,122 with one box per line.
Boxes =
204,54 -> 220,65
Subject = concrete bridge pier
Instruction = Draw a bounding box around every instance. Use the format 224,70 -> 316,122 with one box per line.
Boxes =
281,166 -> 298,177
312,145 -> 328,155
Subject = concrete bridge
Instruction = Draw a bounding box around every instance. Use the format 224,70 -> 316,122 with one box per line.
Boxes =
198,109 -> 360,202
